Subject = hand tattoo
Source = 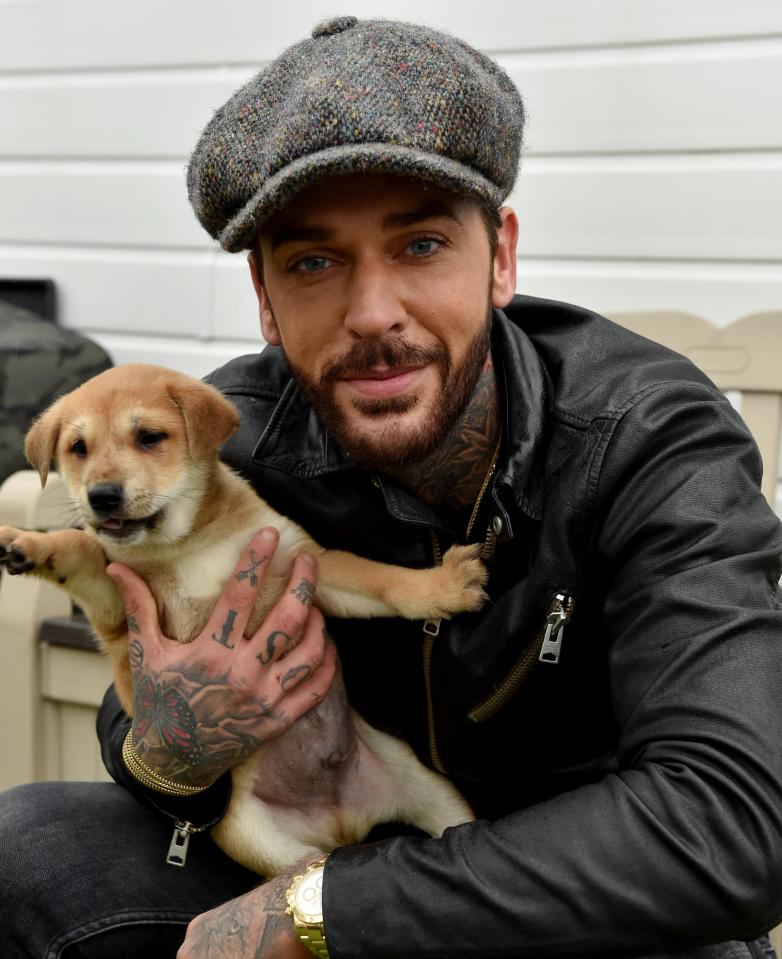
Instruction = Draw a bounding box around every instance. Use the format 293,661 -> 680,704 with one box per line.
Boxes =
212,609 -> 238,649
185,896 -> 254,958
290,578 -> 315,606
132,661 -> 285,786
127,614 -> 141,634
280,664 -> 312,690
257,629 -> 290,665
257,878 -> 292,954
235,548 -> 266,588
133,676 -> 203,765
128,638 -> 144,668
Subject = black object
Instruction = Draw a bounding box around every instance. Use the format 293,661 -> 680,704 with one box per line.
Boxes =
0,279 -> 56,322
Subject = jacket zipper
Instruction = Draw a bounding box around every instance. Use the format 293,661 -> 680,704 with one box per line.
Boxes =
166,819 -> 210,867
467,592 -> 575,724
423,440 -> 502,773
423,531 -> 446,773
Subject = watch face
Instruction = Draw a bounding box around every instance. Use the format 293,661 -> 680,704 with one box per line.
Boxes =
294,866 -> 324,924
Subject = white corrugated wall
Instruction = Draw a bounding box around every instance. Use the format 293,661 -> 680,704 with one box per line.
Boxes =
1,0 -> 781,377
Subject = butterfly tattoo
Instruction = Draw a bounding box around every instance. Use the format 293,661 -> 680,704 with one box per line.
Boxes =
134,676 -> 203,765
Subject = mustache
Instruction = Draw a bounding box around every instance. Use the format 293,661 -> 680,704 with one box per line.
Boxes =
321,337 -> 446,382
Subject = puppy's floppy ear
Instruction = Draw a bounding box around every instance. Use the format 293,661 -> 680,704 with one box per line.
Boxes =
25,398 -> 64,487
168,378 -> 240,461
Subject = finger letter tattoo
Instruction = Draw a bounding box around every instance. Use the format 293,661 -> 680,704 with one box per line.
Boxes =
257,630 -> 289,665
212,609 -> 238,649
235,548 -> 266,588
280,664 -> 312,690
128,638 -> 144,668
291,578 -> 315,606
127,615 -> 141,634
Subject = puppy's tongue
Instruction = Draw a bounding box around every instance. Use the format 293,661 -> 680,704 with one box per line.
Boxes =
102,518 -> 124,530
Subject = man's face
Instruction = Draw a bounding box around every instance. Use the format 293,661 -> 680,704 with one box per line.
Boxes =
250,174 -> 518,470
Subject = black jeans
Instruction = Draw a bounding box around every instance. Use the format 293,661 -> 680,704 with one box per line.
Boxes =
0,781 -> 257,957
0,781 -> 778,958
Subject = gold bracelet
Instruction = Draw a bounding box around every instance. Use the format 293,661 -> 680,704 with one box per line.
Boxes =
122,729 -> 210,797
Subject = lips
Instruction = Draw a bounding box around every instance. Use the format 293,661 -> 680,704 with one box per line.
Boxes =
343,365 -> 425,398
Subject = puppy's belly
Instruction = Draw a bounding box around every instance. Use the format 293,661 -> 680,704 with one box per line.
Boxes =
218,702 -> 419,875
249,676 -> 359,807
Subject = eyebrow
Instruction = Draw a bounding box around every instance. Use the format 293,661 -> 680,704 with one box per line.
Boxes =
381,198 -> 464,231
269,198 -> 464,252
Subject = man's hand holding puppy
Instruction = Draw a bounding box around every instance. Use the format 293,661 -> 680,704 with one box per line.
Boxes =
176,872 -> 311,959
107,527 -> 338,791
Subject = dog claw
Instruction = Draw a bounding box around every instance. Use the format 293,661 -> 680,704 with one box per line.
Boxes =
0,547 -> 34,574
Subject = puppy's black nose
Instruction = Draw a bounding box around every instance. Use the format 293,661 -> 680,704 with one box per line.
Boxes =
88,483 -> 124,514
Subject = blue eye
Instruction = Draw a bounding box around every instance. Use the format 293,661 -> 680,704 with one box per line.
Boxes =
293,256 -> 330,274
407,238 -> 441,256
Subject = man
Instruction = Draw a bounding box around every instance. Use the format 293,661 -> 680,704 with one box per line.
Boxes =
1,15 -> 781,959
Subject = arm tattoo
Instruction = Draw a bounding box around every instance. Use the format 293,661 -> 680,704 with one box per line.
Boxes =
290,578 -> 316,606
257,629 -> 290,665
128,638 -> 144,669
211,608 -> 237,649
127,614 -> 141,634
280,664 -> 312,690
235,548 -> 266,587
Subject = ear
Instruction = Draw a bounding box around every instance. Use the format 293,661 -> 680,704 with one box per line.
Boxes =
25,398 -> 64,487
168,378 -> 241,462
248,251 -> 282,346
491,206 -> 519,309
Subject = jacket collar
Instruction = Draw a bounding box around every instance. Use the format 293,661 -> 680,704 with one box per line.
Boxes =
492,305 -> 547,523
251,304 -> 548,527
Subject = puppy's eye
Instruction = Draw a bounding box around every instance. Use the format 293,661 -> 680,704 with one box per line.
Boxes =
138,430 -> 167,449
70,439 -> 87,458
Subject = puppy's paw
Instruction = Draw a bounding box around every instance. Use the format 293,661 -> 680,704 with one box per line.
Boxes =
432,543 -> 489,617
0,526 -> 56,576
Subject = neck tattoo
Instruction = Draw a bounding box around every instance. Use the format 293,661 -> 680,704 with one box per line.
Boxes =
388,357 -> 501,513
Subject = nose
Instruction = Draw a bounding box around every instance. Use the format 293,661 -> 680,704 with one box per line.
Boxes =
88,483 -> 124,514
343,264 -> 409,339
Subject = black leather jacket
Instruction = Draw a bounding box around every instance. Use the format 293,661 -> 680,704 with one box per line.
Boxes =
100,295 -> 782,956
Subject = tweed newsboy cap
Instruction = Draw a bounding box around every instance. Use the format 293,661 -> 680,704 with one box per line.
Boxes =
187,15 -> 525,252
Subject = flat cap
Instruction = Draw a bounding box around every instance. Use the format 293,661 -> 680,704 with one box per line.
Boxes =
187,16 -> 525,252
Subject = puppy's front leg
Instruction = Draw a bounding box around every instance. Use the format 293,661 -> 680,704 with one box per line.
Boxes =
0,526 -> 125,637
314,543 -> 489,621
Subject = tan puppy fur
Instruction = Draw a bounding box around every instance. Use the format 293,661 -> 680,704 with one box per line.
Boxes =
0,364 -> 485,874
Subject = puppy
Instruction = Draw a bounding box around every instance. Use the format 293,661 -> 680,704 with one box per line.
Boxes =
0,364 -> 485,875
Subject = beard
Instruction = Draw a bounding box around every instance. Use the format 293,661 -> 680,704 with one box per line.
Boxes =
282,310 -> 493,472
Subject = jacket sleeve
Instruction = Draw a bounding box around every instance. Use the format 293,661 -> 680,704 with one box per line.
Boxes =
322,380 -> 782,958
97,683 -> 232,829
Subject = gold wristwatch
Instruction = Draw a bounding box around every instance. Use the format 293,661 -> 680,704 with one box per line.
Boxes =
286,857 -> 329,959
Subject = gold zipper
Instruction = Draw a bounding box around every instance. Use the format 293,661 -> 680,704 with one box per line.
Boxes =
423,530 -> 446,773
422,440 -> 502,774
467,592 -> 575,724
465,438 -> 501,541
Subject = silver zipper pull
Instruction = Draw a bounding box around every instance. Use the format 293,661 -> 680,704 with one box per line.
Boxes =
423,619 -> 441,637
538,593 -> 574,665
166,821 -> 196,867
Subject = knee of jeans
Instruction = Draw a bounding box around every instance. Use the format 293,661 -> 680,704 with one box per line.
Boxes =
0,782 -> 85,899
0,783 -> 45,861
